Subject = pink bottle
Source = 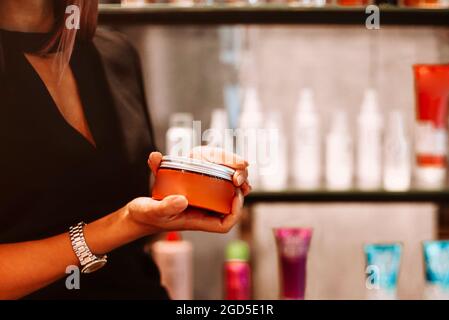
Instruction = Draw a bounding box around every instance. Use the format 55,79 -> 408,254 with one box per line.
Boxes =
224,240 -> 251,300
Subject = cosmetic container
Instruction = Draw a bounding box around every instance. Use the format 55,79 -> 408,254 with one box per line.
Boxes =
293,89 -> 321,190
383,110 -> 411,191
152,232 -> 193,300
364,243 -> 402,300
224,240 -> 251,300
274,228 -> 313,300
357,89 -> 383,190
413,64 -> 449,189
422,240 -> 449,299
152,156 -> 236,215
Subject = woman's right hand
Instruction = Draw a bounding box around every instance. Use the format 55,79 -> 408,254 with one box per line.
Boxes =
126,192 -> 244,235
125,148 -> 249,235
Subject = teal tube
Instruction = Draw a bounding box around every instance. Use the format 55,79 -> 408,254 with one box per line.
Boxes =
364,243 -> 402,299
423,240 -> 449,299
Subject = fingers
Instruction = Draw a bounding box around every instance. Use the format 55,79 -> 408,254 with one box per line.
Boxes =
233,169 -> 248,187
148,152 -> 163,176
220,189 -> 245,232
181,189 -> 244,234
241,182 -> 252,197
190,146 -> 248,170
180,208 -> 224,232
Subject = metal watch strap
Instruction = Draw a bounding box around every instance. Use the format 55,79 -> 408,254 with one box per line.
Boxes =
69,222 -> 107,274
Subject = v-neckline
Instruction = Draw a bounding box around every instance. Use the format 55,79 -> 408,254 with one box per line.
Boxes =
21,52 -> 98,151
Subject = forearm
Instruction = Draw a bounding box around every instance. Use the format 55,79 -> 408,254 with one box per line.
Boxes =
0,205 -> 155,300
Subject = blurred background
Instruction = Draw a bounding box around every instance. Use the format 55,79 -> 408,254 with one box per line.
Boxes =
100,0 -> 449,300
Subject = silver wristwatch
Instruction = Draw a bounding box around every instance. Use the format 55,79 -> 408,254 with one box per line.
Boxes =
69,222 -> 108,274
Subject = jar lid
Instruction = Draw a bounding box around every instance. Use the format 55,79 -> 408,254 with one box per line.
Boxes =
160,156 -> 236,182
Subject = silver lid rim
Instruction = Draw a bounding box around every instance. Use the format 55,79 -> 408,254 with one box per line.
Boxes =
160,156 -> 235,182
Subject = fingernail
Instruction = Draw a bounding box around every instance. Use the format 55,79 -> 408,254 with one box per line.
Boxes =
236,174 -> 245,186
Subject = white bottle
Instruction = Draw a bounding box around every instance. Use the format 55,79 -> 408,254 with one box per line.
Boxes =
237,88 -> 264,189
260,111 -> 288,191
293,88 -> 321,190
383,111 -> 411,191
152,232 -> 193,300
357,89 -> 383,190
206,109 -> 234,154
326,110 -> 353,191
166,113 -> 194,157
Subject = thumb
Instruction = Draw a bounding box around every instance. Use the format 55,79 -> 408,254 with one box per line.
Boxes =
141,195 -> 188,216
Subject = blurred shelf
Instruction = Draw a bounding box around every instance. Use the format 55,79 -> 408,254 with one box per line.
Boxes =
245,190 -> 449,204
99,4 -> 449,25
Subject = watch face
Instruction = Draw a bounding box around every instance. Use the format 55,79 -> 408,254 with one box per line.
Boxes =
82,259 -> 107,274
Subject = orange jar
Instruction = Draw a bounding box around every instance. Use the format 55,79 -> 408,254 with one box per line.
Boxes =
152,156 -> 236,215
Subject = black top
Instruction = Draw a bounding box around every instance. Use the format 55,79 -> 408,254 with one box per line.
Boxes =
0,29 -> 168,299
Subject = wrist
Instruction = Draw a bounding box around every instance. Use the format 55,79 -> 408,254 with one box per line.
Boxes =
121,202 -> 159,239
83,205 -> 158,256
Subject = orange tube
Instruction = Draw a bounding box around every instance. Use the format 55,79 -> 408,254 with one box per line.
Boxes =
152,168 -> 236,215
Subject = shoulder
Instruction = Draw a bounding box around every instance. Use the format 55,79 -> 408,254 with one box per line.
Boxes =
92,28 -> 140,70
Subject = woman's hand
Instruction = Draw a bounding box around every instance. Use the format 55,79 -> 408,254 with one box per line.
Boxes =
127,147 -> 251,234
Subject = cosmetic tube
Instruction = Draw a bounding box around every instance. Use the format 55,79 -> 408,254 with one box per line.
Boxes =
423,240 -> 449,300
413,65 -> 449,189
364,243 -> 402,300
274,228 -> 313,300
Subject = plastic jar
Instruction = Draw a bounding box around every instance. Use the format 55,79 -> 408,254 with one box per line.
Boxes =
152,156 -> 236,215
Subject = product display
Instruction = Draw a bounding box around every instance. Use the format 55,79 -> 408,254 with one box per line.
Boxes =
166,113 -> 195,157
357,89 -> 383,190
413,64 -> 449,189
237,88 -> 264,189
274,228 -> 313,300
422,240 -> 449,299
293,88 -> 321,190
325,110 -> 353,191
152,156 -> 236,215
152,232 -> 194,300
383,111 -> 411,191
224,240 -> 252,300
364,243 -> 402,300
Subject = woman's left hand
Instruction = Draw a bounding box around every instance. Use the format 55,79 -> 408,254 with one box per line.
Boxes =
147,146 -> 252,233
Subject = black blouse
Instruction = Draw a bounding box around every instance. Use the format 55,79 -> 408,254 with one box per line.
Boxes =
0,29 -> 168,299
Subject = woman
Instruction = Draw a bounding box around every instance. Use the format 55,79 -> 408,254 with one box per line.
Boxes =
0,0 -> 250,299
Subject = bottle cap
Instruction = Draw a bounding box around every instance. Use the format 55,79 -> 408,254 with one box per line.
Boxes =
166,232 -> 182,242
226,240 -> 250,261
